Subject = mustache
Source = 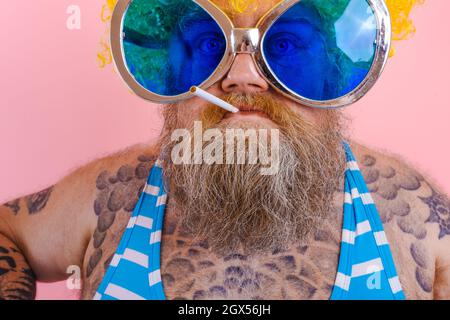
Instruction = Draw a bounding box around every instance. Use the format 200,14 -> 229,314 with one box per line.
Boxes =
200,92 -> 309,128
198,92 -> 342,138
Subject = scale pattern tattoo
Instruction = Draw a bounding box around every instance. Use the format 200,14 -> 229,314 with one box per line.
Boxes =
356,147 -> 438,296
158,198 -> 343,300
82,160 -> 344,299
359,153 -> 426,238
81,145 -> 446,299
410,241 -> 433,293
420,188 -> 450,239
82,154 -> 157,297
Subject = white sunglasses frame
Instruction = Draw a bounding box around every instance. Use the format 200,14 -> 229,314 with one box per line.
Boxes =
111,0 -> 391,109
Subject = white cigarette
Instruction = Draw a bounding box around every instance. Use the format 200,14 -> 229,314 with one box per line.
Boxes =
190,86 -> 239,113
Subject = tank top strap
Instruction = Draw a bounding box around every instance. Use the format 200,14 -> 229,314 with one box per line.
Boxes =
94,159 -> 167,300
330,142 -> 405,300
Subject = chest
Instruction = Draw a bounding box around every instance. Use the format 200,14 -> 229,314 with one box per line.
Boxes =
158,219 -> 342,300
81,207 -> 433,301
81,207 -> 343,300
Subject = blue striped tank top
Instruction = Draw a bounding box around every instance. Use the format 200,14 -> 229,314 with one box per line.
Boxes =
94,143 -> 405,300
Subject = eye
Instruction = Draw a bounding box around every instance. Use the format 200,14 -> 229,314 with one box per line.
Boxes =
271,38 -> 295,54
196,33 -> 225,55
265,33 -> 304,56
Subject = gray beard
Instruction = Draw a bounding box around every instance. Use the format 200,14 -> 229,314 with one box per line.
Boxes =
160,94 -> 347,255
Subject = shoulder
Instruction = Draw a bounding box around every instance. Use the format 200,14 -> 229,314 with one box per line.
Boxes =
70,143 -> 160,183
63,142 -> 161,277
0,143 -> 161,281
79,143 -> 161,287
72,142 -> 161,227
349,141 -> 449,240
2,142 -> 161,248
350,141 -> 450,296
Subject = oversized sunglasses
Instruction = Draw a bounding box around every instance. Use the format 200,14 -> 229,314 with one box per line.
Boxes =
111,0 -> 391,109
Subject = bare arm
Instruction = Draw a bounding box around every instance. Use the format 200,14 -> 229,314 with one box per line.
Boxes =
434,258 -> 450,299
429,190 -> 450,299
0,233 -> 36,299
0,144 -> 157,299
352,142 -> 450,299
0,165 -> 98,287
409,175 -> 450,299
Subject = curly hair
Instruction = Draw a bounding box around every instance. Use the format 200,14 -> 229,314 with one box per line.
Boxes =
98,0 -> 423,67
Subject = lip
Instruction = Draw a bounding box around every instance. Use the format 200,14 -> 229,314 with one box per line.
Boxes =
224,105 -> 270,120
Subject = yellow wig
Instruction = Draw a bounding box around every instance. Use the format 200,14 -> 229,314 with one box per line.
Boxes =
98,0 -> 423,67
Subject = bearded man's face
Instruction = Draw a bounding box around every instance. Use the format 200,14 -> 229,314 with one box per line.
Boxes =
157,0 -> 347,255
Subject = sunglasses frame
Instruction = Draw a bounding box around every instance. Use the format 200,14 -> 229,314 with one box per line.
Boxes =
111,0 -> 391,109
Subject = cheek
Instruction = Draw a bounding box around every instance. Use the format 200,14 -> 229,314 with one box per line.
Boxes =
176,98 -> 210,128
286,100 -> 318,123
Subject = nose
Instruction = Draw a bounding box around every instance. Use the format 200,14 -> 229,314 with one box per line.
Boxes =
221,54 -> 270,94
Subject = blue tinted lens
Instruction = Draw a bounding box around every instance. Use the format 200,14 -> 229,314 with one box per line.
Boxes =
122,0 -> 226,96
262,0 -> 377,101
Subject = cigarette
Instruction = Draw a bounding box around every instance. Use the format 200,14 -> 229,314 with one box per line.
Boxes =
190,86 -> 239,113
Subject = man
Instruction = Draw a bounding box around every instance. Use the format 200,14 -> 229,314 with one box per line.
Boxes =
0,0 -> 449,300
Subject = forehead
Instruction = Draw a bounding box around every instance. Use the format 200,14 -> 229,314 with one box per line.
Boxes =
210,0 -> 283,27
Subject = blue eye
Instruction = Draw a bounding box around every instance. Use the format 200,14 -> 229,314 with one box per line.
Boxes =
265,33 -> 304,57
271,38 -> 295,54
196,34 -> 225,55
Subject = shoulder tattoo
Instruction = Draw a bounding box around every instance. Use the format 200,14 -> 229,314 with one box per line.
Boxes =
420,188 -> 450,239
2,186 -> 53,216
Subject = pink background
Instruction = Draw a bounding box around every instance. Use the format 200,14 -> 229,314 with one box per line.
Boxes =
0,1 -> 449,299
